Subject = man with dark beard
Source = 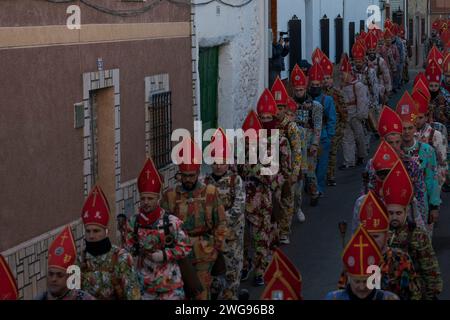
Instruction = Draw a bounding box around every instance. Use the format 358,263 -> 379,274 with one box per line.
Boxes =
426,59 -> 449,133
384,161 -> 443,300
161,139 -> 227,299
78,185 -> 141,300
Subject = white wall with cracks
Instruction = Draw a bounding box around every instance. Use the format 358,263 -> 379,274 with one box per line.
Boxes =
192,0 -> 269,132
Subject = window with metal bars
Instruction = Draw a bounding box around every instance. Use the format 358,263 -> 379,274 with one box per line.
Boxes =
149,91 -> 172,169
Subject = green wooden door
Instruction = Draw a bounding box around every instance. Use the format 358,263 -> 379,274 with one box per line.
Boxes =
199,46 -> 219,149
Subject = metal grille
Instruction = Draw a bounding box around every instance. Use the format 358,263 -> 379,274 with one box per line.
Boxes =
149,91 -> 172,169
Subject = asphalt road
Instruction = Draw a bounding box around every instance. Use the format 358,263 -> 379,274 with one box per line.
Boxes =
242,70 -> 450,300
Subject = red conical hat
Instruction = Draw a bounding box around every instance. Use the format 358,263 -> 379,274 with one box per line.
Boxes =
384,28 -> 394,40
210,128 -> 232,163
340,54 -> 352,73
291,64 -> 308,88
425,59 -> 442,84
242,110 -> 263,140
320,55 -> 333,77
271,77 -> 289,106
443,53 -> 450,75
384,19 -> 393,30
137,158 -> 163,194
81,185 -> 110,228
365,32 -> 378,50
342,226 -> 383,277
262,249 -> 302,300
359,191 -> 389,233
352,42 -> 366,60
286,97 -> 298,113
175,138 -> 202,173
382,160 -> 413,207
396,92 -> 418,124
413,79 -> 431,101
308,63 -> 324,82
413,72 -> 429,86
412,90 -> 429,115
372,140 -> 400,171
0,255 -> 18,300
48,226 -> 77,271
378,106 -> 403,138
312,47 -> 325,65
427,45 -> 445,67
257,89 -> 278,116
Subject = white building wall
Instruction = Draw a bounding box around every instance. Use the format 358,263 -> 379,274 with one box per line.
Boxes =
278,0 -> 381,67
193,0 -> 268,131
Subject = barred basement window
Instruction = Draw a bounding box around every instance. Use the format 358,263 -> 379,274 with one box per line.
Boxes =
149,91 -> 172,169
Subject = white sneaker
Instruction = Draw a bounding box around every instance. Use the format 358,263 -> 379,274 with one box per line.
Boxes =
296,208 -> 306,223
279,236 -> 290,245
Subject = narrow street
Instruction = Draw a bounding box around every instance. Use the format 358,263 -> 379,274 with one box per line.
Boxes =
244,70 -> 450,300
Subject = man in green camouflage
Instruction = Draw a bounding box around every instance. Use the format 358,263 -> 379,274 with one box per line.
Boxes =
383,161 -> 443,300
204,128 -> 246,300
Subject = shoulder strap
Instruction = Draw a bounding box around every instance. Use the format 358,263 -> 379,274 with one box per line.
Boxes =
352,83 -> 357,105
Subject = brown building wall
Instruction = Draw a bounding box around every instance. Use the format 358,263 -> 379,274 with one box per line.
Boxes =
0,0 -> 190,27
0,1 -> 192,251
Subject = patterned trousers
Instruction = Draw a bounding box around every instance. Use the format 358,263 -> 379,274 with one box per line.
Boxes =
327,120 -> 346,179
278,182 -> 295,238
243,214 -> 272,277
211,215 -> 245,300
342,116 -> 368,166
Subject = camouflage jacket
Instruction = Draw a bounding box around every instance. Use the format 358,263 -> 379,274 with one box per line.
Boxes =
161,182 -> 227,263
78,244 -> 141,300
380,247 -> 422,300
429,93 -> 449,127
295,96 -> 323,147
278,117 -> 303,177
388,224 -> 443,299
324,86 -> 347,123
203,171 -> 245,243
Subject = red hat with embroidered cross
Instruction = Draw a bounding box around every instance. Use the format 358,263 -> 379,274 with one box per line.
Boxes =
378,106 -> 403,138
382,160 -> 413,207
359,191 -> 389,233
425,59 -> 442,84
396,91 -> 418,124
81,185 -> 110,228
372,140 -> 400,171
342,226 -> 383,277
48,226 -> 77,271
271,77 -> 289,106
137,157 -> 163,195
291,64 -> 308,88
